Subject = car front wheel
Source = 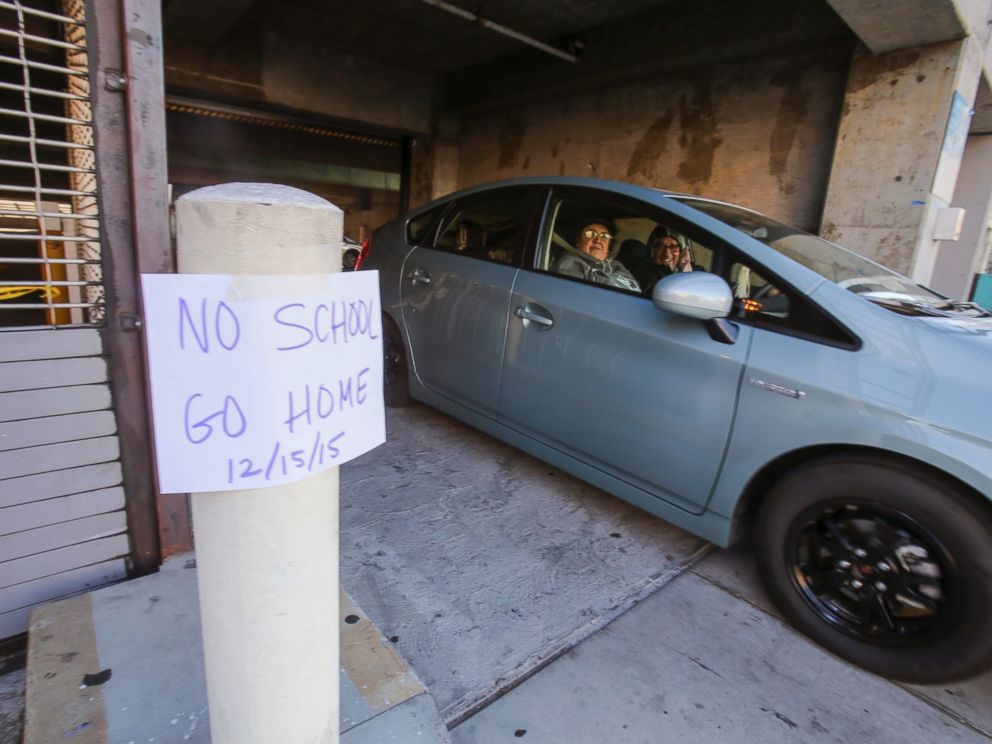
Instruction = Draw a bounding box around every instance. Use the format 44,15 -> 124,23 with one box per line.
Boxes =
754,453 -> 992,684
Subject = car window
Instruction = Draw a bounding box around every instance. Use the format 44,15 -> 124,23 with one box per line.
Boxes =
536,190 -> 714,296
677,198 -> 963,319
432,188 -> 532,267
729,261 -> 789,320
727,257 -> 856,348
407,203 -> 445,245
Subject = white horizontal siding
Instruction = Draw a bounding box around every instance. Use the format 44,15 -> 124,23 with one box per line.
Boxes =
1,487 -> 124,535
0,533 -> 129,587
0,327 -> 129,641
0,357 -> 109,393
0,384 -> 112,423
0,410 -> 117,452
0,327 -> 103,362
1,512 -> 127,563
0,436 -> 119,480
0,461 -> 122,509
0,557 -> 125,615
0,605 -> 33,640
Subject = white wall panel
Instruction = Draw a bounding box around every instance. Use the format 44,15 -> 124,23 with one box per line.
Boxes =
0,487 -> 124,535
0,328 -> 103,363
0,357 -> 108,393
0,512 -> 127,563
0,462 -> 122,509
0,436 -> 119,480
0,534 -> 130,587
0,385 -> 112,423
0,558 -> 125,615
0,411 -> 117,452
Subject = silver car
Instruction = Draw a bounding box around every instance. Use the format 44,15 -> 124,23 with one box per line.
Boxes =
358,176 -> 992,684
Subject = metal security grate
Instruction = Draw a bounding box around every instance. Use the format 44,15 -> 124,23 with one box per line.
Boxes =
0,0 -> 103,328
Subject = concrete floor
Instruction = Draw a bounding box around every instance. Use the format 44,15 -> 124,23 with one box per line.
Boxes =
3,403 -> 991,742
340,405 -> 709,724
0,664 -> 23,744
451,545 -> 992,743
343,405 -> 992,740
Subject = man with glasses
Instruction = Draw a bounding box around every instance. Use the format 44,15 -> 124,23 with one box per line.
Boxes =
552,219 -> 641,292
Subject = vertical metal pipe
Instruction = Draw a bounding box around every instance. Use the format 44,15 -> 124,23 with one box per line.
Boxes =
120,0 -> 194,558
86,0 -> 165,573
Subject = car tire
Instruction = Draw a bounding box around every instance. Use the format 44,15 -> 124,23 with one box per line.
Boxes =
382,316 -> 411,408
753,453 -> 992,684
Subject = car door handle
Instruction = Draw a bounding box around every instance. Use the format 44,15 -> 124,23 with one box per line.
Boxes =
514,304 -> 554,329
410,267 -> 431,285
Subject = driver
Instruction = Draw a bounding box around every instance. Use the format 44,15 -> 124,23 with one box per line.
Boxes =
552,219 -> 640,292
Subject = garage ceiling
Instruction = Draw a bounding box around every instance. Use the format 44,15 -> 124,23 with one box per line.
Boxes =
162,0 -> 992,133
163,0 -> 679,74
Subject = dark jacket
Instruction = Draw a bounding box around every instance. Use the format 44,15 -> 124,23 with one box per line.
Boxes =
552,245 -> 641,293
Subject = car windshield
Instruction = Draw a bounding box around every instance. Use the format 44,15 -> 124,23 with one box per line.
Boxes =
678,198 -> 992,318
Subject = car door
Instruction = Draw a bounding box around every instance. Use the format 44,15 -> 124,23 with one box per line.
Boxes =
400,186 -> 539,417
496,188 -> 752,514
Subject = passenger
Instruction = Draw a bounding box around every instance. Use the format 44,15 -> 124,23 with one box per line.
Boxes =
645,226 -> 696,292
552,219 -> 641,292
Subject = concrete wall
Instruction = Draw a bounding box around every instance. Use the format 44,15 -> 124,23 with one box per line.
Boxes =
409,117 -> 460,208
456,51 -> 850,231
342,189 -> 401,243
820,39 -> 984,280
165,30 -> 434,135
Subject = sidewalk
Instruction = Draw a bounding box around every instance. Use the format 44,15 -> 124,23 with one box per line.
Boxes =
20,545 -> 992,744
21,554 -> 450,744
16,405 -> 992,743
450,544 -> 992,743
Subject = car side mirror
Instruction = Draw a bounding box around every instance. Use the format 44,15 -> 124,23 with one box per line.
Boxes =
652,272 -> 733,319
653,272 -> 738,345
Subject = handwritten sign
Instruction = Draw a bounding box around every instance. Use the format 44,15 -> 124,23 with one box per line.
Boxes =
140,272 -> 385,494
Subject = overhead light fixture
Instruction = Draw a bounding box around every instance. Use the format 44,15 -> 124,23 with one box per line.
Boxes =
419,0 -> 577,63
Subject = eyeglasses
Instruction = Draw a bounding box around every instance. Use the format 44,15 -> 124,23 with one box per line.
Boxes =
654,241 -> 681,252
581,229 -> 613,241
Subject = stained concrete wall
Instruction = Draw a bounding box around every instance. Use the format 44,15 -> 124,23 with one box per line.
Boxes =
165,29 -> 433,135
820,40 -> 981,278
456,51 -> 850,231
409,118 -> 460,208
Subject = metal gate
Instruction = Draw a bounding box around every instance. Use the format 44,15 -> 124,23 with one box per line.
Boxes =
0,0 -> 127,640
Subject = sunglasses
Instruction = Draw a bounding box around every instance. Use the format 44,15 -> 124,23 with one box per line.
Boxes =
581,229 -> 613,241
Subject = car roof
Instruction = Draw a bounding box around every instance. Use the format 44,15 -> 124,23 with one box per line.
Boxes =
410,176 -> 677,211
410,175 -> 766,223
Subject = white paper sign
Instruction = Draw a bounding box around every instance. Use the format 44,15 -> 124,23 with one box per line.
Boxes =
140,271 -> 385,494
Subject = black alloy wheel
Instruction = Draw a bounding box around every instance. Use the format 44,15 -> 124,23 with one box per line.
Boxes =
786,500 -> 950,645
754,453 -> 992,684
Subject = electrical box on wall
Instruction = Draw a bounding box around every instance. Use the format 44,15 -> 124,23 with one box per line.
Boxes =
933,207 -> 966,241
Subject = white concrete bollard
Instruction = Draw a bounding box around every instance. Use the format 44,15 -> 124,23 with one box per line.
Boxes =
175,183 -> 342,744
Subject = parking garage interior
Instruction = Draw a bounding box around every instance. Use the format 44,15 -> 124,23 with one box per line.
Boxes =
158,0 -> 992,297
3,0 -> 992,656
